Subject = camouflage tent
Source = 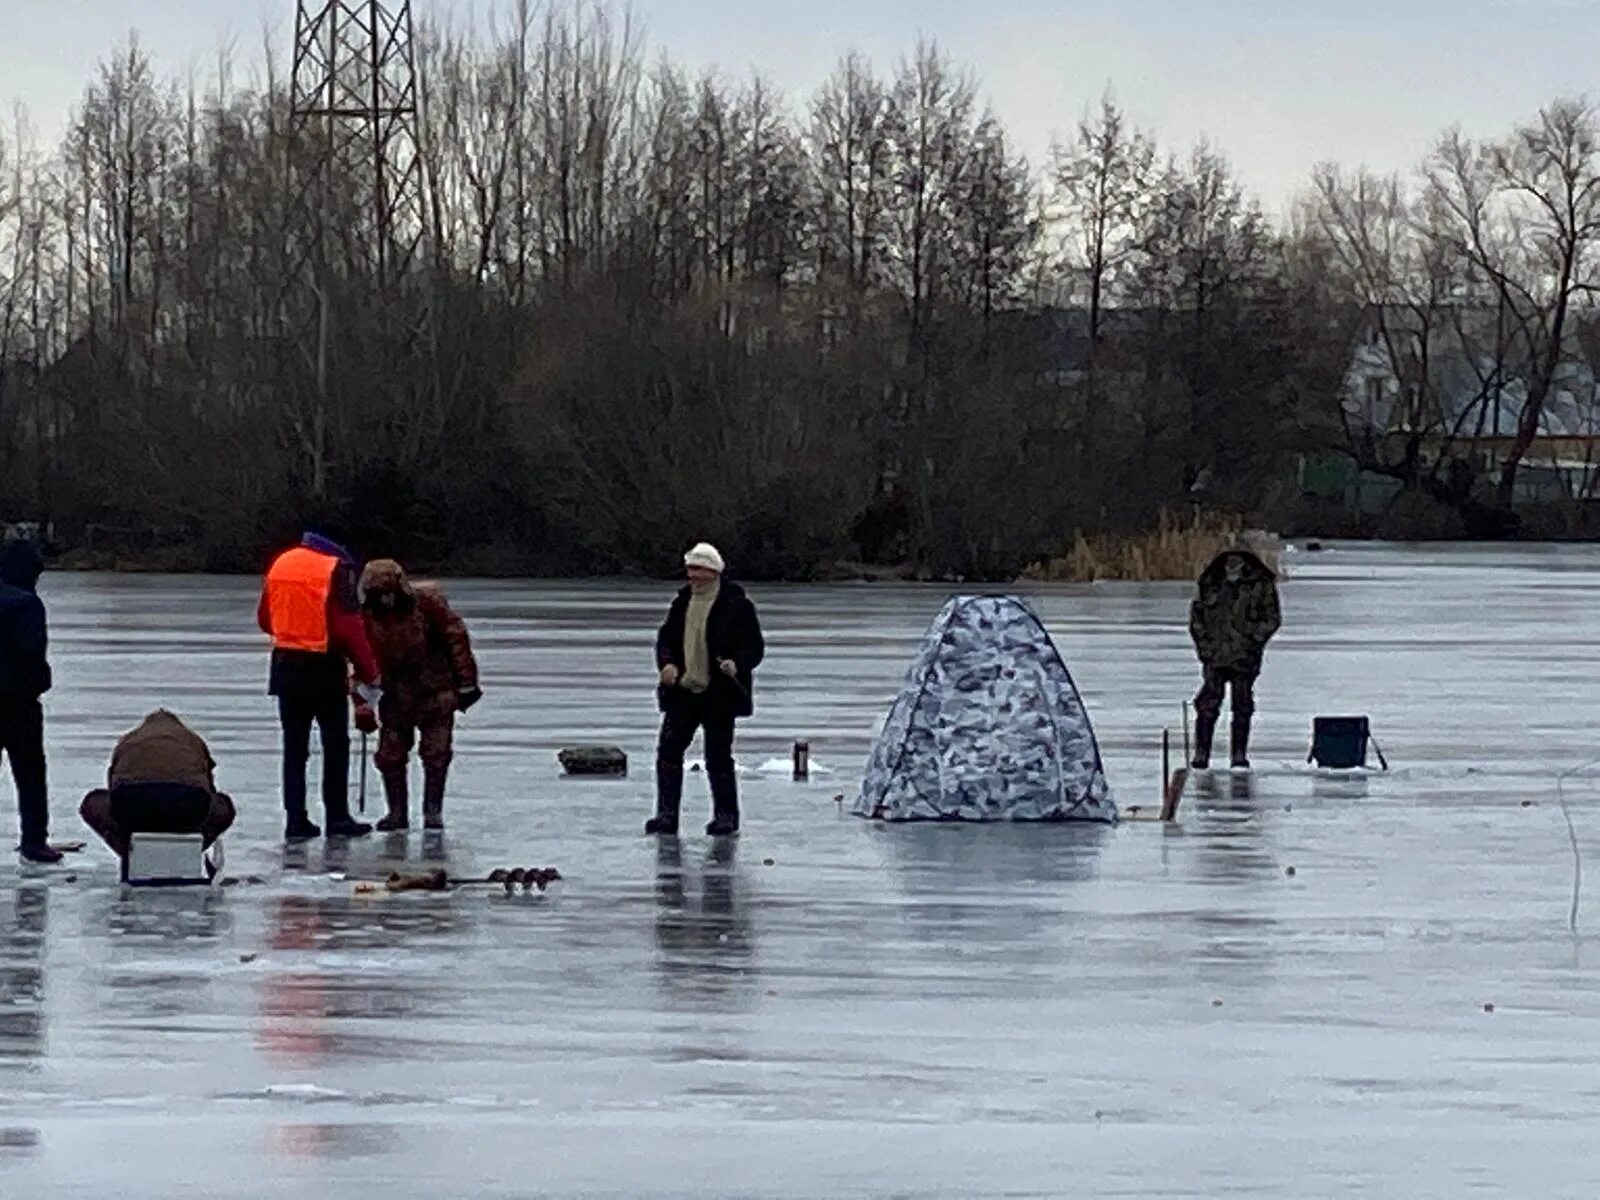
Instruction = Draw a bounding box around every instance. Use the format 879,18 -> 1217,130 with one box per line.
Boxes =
853,596 -> 1116,823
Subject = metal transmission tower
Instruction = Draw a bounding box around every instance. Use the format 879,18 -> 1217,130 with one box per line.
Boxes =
289,0 -> 427,286
284,0 -> 430,498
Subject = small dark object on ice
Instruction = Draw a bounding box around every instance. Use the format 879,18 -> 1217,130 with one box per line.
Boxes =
1521,799 -> 1535,808
1284,866 -> 1297,878
1483,1002 -> 1495,1013
387,867 -> 449,893
240,952 -> 259,964
558,746 -> 628,777
763,858 -> 775,867
487,866 -> 561,893
1305,541 -> 1324,552
1211,998 -> 1224,1008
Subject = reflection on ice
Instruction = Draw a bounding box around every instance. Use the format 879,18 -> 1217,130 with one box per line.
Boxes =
0,887 -> 45,1065
652,837 -> 757,1006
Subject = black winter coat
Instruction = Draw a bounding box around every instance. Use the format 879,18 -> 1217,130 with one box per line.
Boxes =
0,541 -> 50,701
654,581 -> 765,718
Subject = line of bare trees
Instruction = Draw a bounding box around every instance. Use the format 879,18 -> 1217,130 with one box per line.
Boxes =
3,3 -> 1600,577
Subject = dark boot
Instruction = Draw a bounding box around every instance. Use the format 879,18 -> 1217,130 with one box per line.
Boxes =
17,842 -> 62,865
705,771 -> 740,837
1230,712 -> 1253,770
323,790 -> 372,838
324,816 -> 372,838
646,764 -> 683,835
422,763 -> 447,831
376,766 -> 409,832
284,812 -> 322,841
1191,710 -> 1217,770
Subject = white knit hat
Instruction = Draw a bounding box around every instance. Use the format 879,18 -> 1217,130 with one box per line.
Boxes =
684,542 -> 725,573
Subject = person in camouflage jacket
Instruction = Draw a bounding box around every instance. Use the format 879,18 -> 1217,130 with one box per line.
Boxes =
1188,548 -> 1280,769
356,560 -> 481,831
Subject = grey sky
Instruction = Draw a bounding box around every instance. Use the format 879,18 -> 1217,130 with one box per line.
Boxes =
7,0 -> 1597,214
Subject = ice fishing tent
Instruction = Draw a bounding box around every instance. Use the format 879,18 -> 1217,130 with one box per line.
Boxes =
853,595 -> 1116,823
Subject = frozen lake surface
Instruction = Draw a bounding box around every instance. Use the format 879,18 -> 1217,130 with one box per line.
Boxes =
3,543 -> 1600,1197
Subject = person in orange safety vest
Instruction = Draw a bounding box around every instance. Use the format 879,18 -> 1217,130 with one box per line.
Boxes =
257,532 -> 381,841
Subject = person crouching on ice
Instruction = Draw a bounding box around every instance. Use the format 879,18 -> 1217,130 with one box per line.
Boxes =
646,543 -> 765,837
79,710 -> 236,872
1189,546 -> 1281,770
355,560 -> 481,832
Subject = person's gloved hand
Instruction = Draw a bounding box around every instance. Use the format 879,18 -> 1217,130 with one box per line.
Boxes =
659,664 -> 680,687
457,686 -> 483,713
354,704 -> 378,735
718,659 -> 738,677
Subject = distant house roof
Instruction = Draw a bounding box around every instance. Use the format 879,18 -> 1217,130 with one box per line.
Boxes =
1345,337 -> 1600,440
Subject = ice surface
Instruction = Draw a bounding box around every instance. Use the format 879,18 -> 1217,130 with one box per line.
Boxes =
2,544 -> 1600,1196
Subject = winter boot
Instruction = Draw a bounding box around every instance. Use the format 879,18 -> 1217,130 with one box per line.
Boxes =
376,766 -> 409,832
17,842 -> 62,865
323,798 -> 372,838
422,762 -> 448,831
705,771 -> 740,837
646,764 -> 683,835
1230,712 -> 1253,770
1191,710 -> 1218,770
284,811 -> 322,841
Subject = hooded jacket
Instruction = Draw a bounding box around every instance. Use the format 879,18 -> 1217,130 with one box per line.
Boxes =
256,534 -> 379,698
0,540 -> 50,700
359,559 -> 478,720
1189,549 -> 1281,673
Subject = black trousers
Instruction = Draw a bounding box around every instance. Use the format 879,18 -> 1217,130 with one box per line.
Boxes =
81,784 -> 236,859
656,691 -> 736,775
1194,667 -> 1256,720
0,697 -> 48,844
277,691 -> 351,821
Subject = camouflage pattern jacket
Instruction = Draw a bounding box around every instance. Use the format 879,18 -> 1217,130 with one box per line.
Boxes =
361,560 -> 479,722
1188,550 -> 1281,674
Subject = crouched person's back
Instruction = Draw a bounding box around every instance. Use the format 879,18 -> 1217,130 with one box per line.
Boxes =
80,710 -> 236,867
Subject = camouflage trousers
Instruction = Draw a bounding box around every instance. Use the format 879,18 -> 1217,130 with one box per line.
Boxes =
373,713 -> 454,771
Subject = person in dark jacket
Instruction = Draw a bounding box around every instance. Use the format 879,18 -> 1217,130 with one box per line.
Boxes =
646,543 -> 765,837
79,710 -> 236,871
0,539 -> 60,864
1189,547 -> 1281,770
258,532 -> 382,840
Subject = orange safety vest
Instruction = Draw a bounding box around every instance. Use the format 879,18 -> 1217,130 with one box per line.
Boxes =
265,546 -> 339,653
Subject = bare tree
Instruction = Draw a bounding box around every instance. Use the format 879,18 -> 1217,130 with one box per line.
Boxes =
1049,90 -> 1154,345
1427,99 -> 1600,508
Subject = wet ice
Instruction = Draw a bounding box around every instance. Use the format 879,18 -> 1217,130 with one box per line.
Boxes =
2,546 -> 1600,1196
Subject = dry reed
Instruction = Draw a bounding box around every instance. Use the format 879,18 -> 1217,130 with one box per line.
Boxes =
1021,510 -> 1282,583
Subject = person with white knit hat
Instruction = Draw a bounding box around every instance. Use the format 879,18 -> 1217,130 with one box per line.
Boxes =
647,542 -> 765,836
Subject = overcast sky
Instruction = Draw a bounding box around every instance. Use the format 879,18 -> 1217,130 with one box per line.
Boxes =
6,0 -> 1596,214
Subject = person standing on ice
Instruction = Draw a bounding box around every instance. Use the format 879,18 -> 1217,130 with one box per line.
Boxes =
258,532 -> 382,840
646,543 -> 765,837
0,539 -> 61,864
1188,546 -> 1281,770
354,559 -> 481,832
